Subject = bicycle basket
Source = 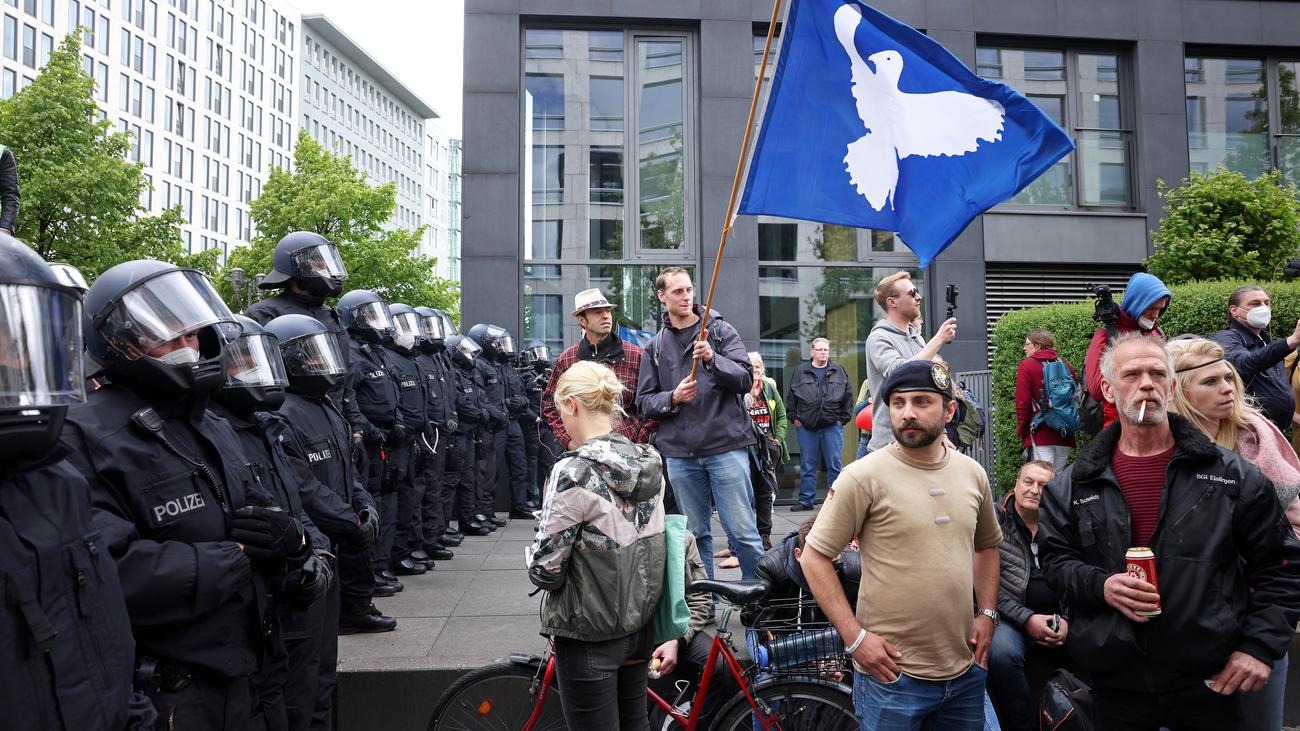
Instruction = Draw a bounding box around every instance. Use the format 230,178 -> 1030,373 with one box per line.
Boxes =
747,596 -> 851,678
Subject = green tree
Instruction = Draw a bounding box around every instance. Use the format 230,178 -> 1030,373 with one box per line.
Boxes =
0,32 -> 201,278
1145,167 -> 1300,286
225,130 -> 458,314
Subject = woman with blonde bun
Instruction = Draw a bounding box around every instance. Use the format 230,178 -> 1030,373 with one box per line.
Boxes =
526,360 -> 666,730
1168,337 -> 1300,731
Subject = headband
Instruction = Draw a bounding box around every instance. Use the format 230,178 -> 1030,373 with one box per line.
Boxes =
1174,357 -> 1225,374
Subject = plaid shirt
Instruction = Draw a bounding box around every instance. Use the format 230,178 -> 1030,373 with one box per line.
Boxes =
542,336 -> 656,449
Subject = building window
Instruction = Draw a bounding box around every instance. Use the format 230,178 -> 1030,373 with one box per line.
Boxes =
980,46 -> 1133,208
1185,56 -> 1300,184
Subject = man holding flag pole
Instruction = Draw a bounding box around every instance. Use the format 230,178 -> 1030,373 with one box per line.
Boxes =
665,0 -> 1073,727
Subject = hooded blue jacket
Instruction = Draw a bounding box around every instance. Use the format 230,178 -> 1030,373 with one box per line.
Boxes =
1119,272 -> 1172,322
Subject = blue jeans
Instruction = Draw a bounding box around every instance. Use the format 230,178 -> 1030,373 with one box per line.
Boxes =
796,424 -> 844,506
856,433 -> 871,460
1241,652 -> 1288,731
853,664 -> 989,731
986,622 -> 1032,731
665,449 -> 764,580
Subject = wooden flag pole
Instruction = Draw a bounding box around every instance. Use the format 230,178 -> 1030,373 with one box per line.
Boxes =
688,0 -> 783,380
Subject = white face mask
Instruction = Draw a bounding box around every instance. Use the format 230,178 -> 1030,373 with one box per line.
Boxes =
394,332 -> 415,350
155,346 -> 200,365
231,367 -> 262,384
1245,305 -> 1272,329
1137,316 -> 1156,331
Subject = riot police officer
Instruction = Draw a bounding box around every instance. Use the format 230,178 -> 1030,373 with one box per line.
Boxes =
338,289 -> 406,596
0,234 -> 152,731
466,324 -> 512,528
411,306 -> 459,558
496,330 -> 533,519
444,334 -> 491,536
211,317 -> 334,731
384,304 -> 431,576
243,231 -> 365,442
63,259 -> 307,730
521,340 -> 554,508
266,314 -> 390,728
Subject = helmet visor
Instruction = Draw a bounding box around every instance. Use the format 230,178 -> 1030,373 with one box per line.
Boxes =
280,331 -> 347,377
419,314 -> 448,341
437,313 -> 457,336
49,263 -> 89,293
290,243 -> 348,280
96,269 -> 239,360
0,284 -> 85,407
223,332 -> 289,388
528,344 -> 551,361
454,337 -> 481,361
350,300 -> 393,333
392,311 -> 421,340
499,335 -> 516,354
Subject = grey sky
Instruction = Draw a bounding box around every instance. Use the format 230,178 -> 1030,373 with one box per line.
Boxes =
289,0 -> 464,139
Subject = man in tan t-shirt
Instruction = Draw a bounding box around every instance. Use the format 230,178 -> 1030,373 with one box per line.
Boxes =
802,359 -> 1001,730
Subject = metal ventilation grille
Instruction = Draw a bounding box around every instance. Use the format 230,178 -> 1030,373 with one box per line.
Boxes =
985,264 -> 1141,357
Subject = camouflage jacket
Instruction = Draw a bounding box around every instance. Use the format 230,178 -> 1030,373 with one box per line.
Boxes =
527,433 -> 666,642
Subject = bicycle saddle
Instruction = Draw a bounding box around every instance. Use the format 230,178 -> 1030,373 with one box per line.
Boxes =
688,579 -> 770,605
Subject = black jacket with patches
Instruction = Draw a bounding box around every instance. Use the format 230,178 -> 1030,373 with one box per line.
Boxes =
1037,414 -> 1300,692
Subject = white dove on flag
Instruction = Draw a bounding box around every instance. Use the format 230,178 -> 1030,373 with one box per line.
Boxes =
833,3 -> 1006,212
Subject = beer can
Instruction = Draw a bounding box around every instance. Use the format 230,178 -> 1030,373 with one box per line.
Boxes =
1125,547 -> 1161,617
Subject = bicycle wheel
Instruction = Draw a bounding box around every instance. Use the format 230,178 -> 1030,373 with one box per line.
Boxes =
427,661 -> 567,731
710,678 -> 857,731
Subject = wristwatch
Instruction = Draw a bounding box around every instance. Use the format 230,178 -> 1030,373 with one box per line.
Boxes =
976,608 -> 999,626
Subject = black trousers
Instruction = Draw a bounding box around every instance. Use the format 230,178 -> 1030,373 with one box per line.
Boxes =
281,580 -> 331,731
476,429 -> 502,516
418,438 -> 448,546
648,632 -> 737,729
536,426 -> 558,499
372,438 -> 409,572
148,670 -> 265,731
445,431 -> 479,528
503,420 -> 530,511
336,535 -> 374,617
1092,683 -> 1241,731
310,574 -> 340,731
522,419 -> 540,504
393,447 -> 425,561
751,441 -> 780,549
553,627 -> 654,731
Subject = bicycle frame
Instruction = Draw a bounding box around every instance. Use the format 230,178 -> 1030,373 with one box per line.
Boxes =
520,604 -> 784,731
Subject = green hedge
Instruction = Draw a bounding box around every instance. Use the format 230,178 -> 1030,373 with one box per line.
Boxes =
990,279 -> 1300,491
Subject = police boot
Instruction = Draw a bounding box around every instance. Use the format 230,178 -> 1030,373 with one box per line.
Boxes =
423,544 -> 455,561
459,521 -> 491,537
509,509 -> 534,520
392,557 -> 427,576
410,549 -> 437,568
440,532 -> 463,547
340,604 -> 397,635
488,515 -> 509,527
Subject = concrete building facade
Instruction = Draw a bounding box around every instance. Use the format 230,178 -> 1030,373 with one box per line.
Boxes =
422,126 -> 462,281
463,0 -> 1300,376
0,0 -> 301,258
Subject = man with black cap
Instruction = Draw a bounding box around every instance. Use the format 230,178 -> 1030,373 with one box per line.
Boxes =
0,233 -> 152,731
800,359 -> 1002,729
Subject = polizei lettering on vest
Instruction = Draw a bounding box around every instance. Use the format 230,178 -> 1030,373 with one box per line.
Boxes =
153,492 -> 207,522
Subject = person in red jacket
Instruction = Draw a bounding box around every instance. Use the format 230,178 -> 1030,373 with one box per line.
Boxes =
1084,272 -> 1171,429
1015,329 -> 1077,471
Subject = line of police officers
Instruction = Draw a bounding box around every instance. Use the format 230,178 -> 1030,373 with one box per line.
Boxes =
0,230 -> 555,731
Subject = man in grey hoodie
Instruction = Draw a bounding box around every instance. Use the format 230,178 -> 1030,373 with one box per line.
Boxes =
865,272 -> 956,453
636,266 -> 763,580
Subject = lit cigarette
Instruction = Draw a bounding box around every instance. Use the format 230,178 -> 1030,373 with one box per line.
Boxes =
1138,400 -> 1147,421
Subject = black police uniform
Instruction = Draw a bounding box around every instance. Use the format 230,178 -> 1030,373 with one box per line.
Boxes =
63,387 -> 278,731
473,358 -> 508,519
413,348 -> 458,550
344,337 -> 400,503
245,292 -> 364,434
1,447 -> 152,731
383,341 -> 426,572
447,358 -> 487,533
519,363 -> 546,506
498,359 -> 532,514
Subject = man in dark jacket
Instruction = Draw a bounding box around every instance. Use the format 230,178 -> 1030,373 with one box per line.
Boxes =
0,144 -> 19,233
990,460 -> 1068,731
636,266 -> 762,579
1038,333 -> 1300,730
1014,329 -> 1077,471
1211,285 -> 1300,433
786,337 -> 852,511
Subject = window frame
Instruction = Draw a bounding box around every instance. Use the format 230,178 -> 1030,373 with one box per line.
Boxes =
977,42 -> 1137,212
1183,51 -> 1300,181
520,26 -> 699,267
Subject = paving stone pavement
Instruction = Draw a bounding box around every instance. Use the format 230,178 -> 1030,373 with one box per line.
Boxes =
337,504 -> 809,673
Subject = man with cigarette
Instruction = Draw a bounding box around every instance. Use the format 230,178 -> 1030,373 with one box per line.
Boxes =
1037,333 -> 1300,730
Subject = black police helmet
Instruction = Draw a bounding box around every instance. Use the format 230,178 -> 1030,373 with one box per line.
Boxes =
264,314 -> 348,399
524,339 -> 552,366
445,334 -> 481,370
387,303 -> 420,352
412,306 -> 448,355
214,315 -> 289,417
259,231 -> 348,297
338,289 -> 393,344
0,233 -> 86,458
467,323 -> 514,362
83,259 -> 239,399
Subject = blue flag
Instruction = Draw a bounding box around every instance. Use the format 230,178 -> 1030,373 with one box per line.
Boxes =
739,0 -> 1074,267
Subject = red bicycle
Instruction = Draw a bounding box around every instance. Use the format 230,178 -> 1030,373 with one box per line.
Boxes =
426,579 -> 858,730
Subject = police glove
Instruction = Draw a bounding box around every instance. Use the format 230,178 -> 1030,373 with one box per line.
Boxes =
445,418 -> 458,434
393,423 -> 410,442
289,550 -> 334,609
355,506 -> 379,547
351,431 -> 365,455
231,505 -> 307,562
365,426 -> 387,447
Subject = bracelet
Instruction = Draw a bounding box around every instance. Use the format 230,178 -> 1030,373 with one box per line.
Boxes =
845,628 -> 868,654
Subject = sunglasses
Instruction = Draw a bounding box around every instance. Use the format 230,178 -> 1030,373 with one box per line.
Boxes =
893,288 -> 920,299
